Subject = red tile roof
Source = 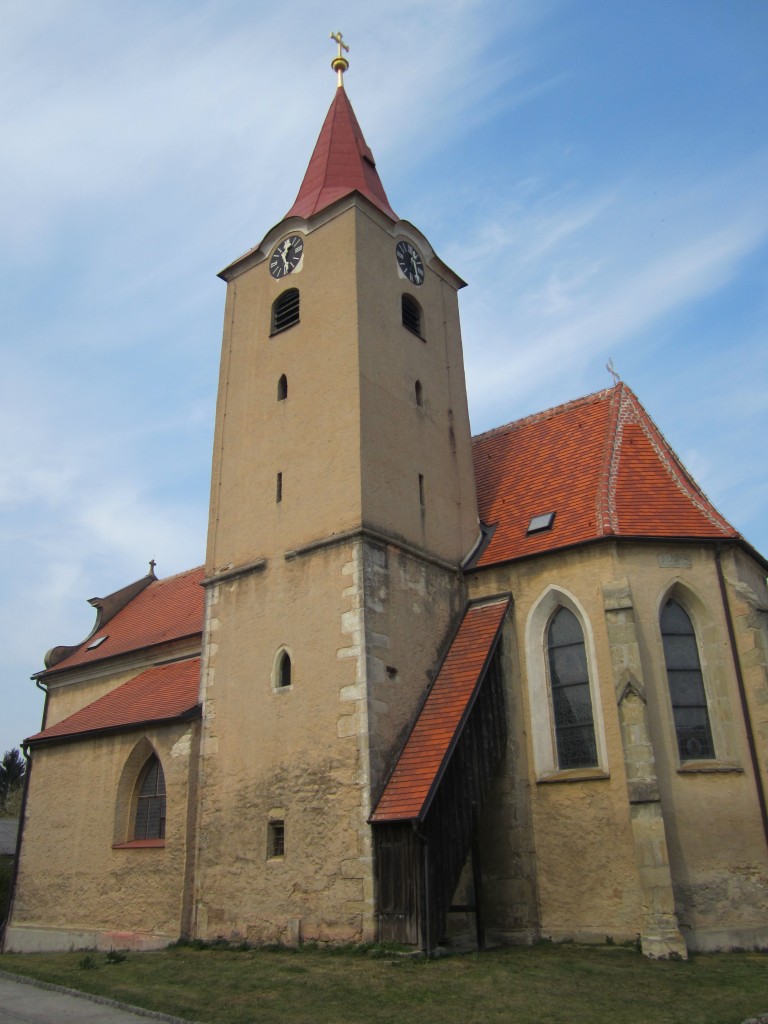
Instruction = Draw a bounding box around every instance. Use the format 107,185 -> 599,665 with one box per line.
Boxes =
472,383 -> 738,568
42,567 -> 205,676
26,657 -> 201,747
370,597 -> 510,824
284,86 -> 397,222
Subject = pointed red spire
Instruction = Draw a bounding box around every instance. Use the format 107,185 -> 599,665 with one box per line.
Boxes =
284,86 -> 397,222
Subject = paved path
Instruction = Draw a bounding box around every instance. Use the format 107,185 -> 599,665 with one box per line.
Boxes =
0,973 -> 193,1024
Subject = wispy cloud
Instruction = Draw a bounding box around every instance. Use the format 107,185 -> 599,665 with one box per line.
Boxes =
1,0 -> 766,757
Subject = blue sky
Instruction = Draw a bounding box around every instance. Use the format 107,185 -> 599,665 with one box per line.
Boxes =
2,0 -> 767,756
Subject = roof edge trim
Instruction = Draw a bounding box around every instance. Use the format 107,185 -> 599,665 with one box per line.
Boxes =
25,704 -> 202,751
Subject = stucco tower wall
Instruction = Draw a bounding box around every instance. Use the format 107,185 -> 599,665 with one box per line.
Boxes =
195,544 -> 372,944
206,207 -> 364,573
356,211 -> 479,566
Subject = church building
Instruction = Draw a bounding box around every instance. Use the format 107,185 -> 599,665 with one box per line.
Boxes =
4,43 -> 768,960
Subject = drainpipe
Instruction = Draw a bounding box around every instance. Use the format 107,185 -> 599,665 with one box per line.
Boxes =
715,543 -> 768,848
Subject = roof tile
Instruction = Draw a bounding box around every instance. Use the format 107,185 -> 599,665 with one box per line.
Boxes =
472,383 -> 737,567
284,86 -> 397,222
27,658 -> 201,746
43,567 -> 205,676
370,597 -> 509,823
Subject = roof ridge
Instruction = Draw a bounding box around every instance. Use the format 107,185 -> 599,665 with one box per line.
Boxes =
472,384 -> 618,443
595,383 -> 626,536
153,565 -> 204,584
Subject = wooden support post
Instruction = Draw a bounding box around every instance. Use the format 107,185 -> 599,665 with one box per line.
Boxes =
471,836 -> 485,951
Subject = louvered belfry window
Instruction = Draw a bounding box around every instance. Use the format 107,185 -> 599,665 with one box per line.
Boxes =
547,607 -> 598,769
134,755 -> 166,840
272,289 -> 300,334
660,599 -> 714,760
401,294 -> 422,336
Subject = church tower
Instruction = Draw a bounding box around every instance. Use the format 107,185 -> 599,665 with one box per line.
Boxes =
194,39 -> 478,944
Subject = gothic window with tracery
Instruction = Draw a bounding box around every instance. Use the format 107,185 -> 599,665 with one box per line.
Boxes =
660,598 -> 714,760
134,755 -> 166,840
547,607 -> 598,769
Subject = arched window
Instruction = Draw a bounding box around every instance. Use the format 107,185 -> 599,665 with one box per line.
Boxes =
660,598 -> 714,760
415,380 -> 423,407
275,650 -> 292,689
272,288 -> 300,334
547,607 -> 598,769
134,755 -> 166,840
277,374 -> 288,401
402,294 -> 422,337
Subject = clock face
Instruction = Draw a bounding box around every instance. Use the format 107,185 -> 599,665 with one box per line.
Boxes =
396,240 -> 424,285
269,235 -> 304,279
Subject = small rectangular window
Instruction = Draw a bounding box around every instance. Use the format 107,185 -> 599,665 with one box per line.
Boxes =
268,820 -> 285,859
527,511 -> 555,534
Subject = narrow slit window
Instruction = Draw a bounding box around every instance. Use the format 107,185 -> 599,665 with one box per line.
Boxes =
276,472 -> 283,504
268,820 -> 285,859
277,374 -> 288,401
402,294 -> 422,337
278,651 -> 292,688
272,288 -> 300,334
415,380 -> 423,407
418,473 -> 425,510
134,755 -> 166,840
660,599 -> 714,760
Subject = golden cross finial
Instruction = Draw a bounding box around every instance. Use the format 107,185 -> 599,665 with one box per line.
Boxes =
330,31 -> 350,87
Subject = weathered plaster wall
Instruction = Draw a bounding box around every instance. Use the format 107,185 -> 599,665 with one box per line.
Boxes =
468,540 -> 768,950
195,534 -> 465,946
623,541 -> 768,950
195,544 -> 371,945
361,537 -> 466,797
5,722 -> 198,952
469,549 -> 643,944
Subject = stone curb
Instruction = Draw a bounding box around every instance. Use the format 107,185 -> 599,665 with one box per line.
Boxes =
0,969 -> 198,1023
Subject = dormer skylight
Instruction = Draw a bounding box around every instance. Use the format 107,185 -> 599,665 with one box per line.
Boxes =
527,512 -> 555,535
87,635 -> 109,650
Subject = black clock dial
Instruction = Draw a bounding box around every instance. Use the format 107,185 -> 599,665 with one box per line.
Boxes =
269,235 -> 305,279
396,240 -> 424,285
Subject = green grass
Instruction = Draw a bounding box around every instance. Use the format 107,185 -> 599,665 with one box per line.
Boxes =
1,942 -> 766,1024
